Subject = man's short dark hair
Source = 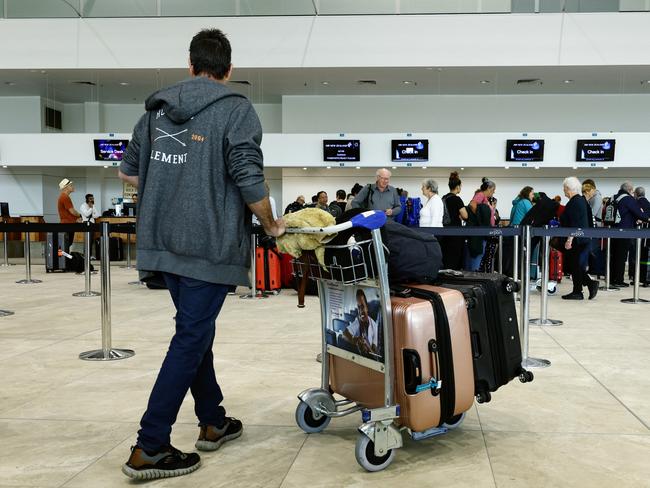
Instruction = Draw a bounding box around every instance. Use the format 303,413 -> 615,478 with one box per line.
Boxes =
189,29 -> 232,79
317,191 -> 327,199
311,195 -> 318,203
85,193 -> 93,203
336,189 -> 346,200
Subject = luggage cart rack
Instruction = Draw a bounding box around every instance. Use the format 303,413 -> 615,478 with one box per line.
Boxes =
286,211 -> 465,472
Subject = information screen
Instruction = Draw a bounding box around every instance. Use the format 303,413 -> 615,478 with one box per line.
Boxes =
323,140 -> 360,162
391,139 -> 429,162
93,139 -> 129,161
506,140 -> 545,162
576,139 -> 615,162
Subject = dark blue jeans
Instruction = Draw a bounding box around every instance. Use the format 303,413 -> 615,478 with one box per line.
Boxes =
137,273 -> 229,452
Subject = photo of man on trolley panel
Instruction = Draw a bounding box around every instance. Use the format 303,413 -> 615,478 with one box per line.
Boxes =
325,284 -> 384,363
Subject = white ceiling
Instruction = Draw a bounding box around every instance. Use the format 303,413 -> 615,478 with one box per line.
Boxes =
1,65 -> 650,104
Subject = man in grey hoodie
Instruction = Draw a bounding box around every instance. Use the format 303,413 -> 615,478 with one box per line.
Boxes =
118,29 -> 284,480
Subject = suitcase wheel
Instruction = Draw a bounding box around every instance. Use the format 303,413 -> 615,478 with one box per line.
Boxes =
442,412 -> 466,430
355,434 -> 396,472
476,391 -> 492,404
519,370 -> 534,383
295,401 -> 330,434
503,278 -> 520,293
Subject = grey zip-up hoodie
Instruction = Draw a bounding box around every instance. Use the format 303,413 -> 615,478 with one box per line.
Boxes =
120,77 -> 266,286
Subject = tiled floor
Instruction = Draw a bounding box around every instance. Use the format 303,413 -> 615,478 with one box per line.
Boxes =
1,261 -> 649,487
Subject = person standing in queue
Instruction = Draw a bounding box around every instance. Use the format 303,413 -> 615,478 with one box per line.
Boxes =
118,28 -> 285,481
351,168 -> 402,220
560,177 -> 598,300
57,178 -> 81,251
441,171 -> 468,270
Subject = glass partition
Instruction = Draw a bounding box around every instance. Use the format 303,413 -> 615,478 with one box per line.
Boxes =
1,0 -> 647,18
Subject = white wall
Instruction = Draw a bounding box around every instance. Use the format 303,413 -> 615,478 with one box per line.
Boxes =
282,95 -> 650,133
102,104 -> 145,134
0,97 -> 41,133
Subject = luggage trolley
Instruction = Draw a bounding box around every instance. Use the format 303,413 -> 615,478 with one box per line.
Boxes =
287,210 -> 404,471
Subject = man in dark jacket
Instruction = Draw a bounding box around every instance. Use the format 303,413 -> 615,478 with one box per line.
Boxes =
560,177 -> 598,300
611,182 -> 648,287
118,29 -> 284,480
284,195 -> 305,214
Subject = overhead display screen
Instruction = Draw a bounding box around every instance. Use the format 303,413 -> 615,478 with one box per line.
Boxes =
323,140 -> 360,162
93,139 -> 129,161
391,139 -> 429,162
576,139 -> 615,162
506,139 -> 545,162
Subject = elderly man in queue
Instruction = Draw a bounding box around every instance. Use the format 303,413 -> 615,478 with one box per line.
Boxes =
351,168 -> 401,219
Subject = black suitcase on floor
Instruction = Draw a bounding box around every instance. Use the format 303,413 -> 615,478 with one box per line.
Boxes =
46,232 -> 68,272
435,270 -> 531,403
94,237 -> 124,261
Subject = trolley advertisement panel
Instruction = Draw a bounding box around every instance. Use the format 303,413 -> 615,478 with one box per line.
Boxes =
322,281 -> 385,371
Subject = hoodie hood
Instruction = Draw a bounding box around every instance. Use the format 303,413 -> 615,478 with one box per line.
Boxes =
145,77 -> 245,124
512,196 -> 522,206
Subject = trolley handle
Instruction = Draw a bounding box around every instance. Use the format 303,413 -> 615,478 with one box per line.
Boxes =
284,210 -> 387,235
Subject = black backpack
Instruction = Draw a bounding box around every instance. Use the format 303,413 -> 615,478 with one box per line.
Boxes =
325,209 -> 442,284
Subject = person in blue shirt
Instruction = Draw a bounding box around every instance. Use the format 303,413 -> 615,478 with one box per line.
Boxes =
610,182 -> 648,287
510,186 -> 534,226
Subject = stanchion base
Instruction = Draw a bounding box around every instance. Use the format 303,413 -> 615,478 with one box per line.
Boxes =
522,357 -> 551,368
0,263 -> 15,267
599,285 -> 619,291
0,310 -> 14,317
240,291 -> 267,299
72,291 -> 101,297
79,348 -> 135,361
120,265 -> 134,270
16,279 -> 42,284
529,318 -> 563,326
621,298 -> 650,304
128,281 -> 145,286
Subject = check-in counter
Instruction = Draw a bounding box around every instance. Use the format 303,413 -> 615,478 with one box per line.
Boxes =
96,217 -> 137,245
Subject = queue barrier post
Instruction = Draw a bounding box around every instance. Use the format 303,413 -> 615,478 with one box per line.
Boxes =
79,221 -> 134,361
497,235 -> 503,274
122,228 -> 133,270
519,226 -> 551,369
73,228 -> 100,297
0,309 -> 14,317
621,231 -> 649,305
15,228 -> 41,284
530,227 -> 563,326
2,225 -> 14,266
513,227 -> 520,301
240,232 -> 266,300
599,227 -> 618,292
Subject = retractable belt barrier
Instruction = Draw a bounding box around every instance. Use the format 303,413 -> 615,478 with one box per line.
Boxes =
0,222 -> 137,358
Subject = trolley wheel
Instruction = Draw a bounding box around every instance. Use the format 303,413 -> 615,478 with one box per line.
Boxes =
355,434 -> 395,472
442,412 -> 466,430
519,370 -> 534,383
476,391 -> 492,404
295,401 -> 330,434
503,278 -> 520,293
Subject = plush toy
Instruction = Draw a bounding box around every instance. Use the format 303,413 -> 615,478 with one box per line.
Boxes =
277,208 -> 337,266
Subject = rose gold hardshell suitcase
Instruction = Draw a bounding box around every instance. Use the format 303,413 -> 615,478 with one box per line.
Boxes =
329,285 -> 474,433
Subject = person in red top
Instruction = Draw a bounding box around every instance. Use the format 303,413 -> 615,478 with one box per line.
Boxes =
57,178 -> 80,251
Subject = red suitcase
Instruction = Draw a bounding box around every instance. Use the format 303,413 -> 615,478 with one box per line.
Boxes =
256,247 -> 282,292
280,252 -> 294,288
549,249 -> 563,283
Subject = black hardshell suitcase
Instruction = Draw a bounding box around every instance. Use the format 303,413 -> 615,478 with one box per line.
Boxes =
45,232 -> 68,272
435,270 -> 532,403
94,237 -> 124,261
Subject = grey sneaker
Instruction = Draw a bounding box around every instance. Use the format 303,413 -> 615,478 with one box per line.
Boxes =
122,445 -> 200,480
195,417 -> 243,452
